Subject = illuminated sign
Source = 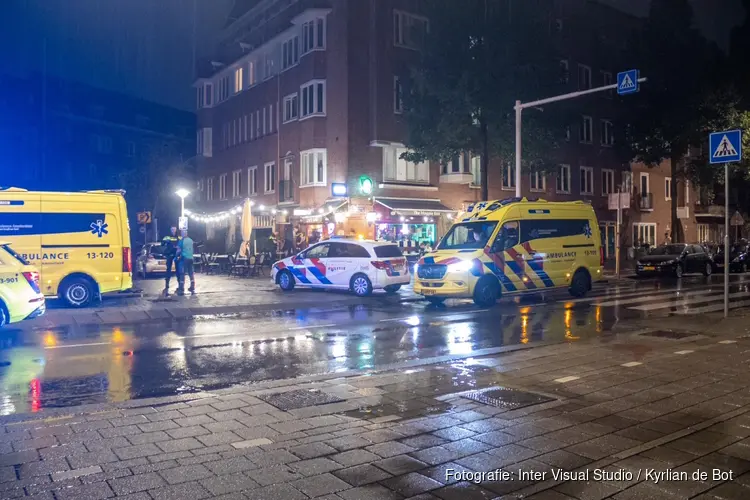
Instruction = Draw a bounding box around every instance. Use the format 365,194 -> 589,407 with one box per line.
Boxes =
331,183 -> 348,197
359,176 -> 374,195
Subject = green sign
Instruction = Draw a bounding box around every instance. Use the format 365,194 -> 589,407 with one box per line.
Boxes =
359,176 -> 374,195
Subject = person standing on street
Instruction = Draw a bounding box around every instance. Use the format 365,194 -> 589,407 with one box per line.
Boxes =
161,225 -> 181,296
177,230 -> 195,295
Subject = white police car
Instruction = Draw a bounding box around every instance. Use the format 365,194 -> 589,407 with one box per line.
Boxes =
271,239 -> 410,296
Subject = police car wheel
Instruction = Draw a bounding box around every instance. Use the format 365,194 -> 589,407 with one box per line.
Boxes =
0,301 -> 8,327
61,278 -> 94,308
351,274 -> 373,297
278,271 -> 295,291
569,270 -> 590,298
384,285 -> 401,294
473,276 -> 499,307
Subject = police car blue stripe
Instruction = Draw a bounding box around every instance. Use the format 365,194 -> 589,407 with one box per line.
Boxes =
307,267 -> 333,285
290,268 -> 312,284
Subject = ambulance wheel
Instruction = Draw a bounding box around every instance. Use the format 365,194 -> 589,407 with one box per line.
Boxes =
384,285 -> 401,294
569,269 -> 590,298
0,301 -> 8,327
60,276 -> 95,308
351,274 -> 373,297
473,276 -> 500,307
278,271 -> 295,291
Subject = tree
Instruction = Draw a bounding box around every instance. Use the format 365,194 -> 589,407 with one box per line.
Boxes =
624,0 -> 728,242
400,0 -> 566,201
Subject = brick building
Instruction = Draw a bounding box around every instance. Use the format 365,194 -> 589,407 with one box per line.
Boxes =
191,0 -> 697,257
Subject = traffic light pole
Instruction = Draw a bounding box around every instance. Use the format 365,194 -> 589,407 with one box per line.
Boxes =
514,77 -> 648,198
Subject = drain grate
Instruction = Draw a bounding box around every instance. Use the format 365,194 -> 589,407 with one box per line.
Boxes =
461,386 -> 555,410
640,330 -> 695,340
257,389 -> 344,411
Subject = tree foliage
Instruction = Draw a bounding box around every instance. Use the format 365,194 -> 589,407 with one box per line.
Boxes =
400,0 -> 567,200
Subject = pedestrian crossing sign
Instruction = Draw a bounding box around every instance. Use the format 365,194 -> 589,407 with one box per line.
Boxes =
616,69 -> 639,95
709,129 -> 742,164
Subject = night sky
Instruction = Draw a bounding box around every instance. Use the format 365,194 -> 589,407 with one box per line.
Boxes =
0,0 -> 743,111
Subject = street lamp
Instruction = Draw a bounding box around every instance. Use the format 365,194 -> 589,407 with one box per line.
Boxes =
175,189 -> 190,217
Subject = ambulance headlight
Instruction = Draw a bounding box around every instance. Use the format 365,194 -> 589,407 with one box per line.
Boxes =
447,260 -> 474,273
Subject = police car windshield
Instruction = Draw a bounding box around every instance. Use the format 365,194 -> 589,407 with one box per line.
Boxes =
1,244 -> 30,265
438,221 -> 498,250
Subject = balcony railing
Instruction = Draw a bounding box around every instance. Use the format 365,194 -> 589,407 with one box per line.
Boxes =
637,192 -> 654,211
278,179 -> 295,204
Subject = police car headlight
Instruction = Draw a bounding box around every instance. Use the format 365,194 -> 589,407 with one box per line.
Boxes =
447,260 -> 474,273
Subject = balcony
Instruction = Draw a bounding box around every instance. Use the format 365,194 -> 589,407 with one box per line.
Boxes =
278,180 -> 295,204
636,192 -> 654,211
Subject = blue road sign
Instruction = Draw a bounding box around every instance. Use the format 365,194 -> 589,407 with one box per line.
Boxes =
709,129 -> 742,164
617,69 -> 639,95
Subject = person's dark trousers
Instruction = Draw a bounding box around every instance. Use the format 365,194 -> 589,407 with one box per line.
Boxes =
165,256 -> 175,291
178,258 -> 195,293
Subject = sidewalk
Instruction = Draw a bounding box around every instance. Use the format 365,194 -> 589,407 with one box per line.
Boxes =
3,317 -> 750,498
26,275 -> 422,330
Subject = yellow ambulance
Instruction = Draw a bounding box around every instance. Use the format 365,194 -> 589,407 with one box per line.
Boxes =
0,188 -> 133,307
414,198 -> 604,306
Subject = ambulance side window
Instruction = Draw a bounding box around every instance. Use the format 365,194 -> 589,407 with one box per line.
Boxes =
491,221 -> 520,252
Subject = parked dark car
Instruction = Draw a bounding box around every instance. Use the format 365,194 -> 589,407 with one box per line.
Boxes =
712,243 -> 750,273
636,243 -> 713,278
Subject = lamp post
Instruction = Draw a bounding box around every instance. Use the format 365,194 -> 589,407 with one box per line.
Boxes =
175,189 -> 190,217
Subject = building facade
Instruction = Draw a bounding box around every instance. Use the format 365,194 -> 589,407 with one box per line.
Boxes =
192,0 -> 698,257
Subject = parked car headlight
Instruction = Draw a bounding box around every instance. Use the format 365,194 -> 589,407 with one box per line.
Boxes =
447,260 -> 474,273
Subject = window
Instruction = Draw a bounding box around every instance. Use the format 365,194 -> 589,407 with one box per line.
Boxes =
127,141 -> 136,157
264,162 -> 276,193
300,80 -> 326,118
255,110 -> 260,138
283,93 -> 299,122
206,177 -> 214,201
282,36 -> 299,70
262,107 -> 266,136
633,223 -> 657,247
302,18 -> 326,54
234,67 -> 243,93
685,180 -> 690,204
491,221 -> 520,252
269,104 -> 274,133
197,179 -> 204,202
622,171 -> 633,193
393,76 -> 403,113
580,166 -> 594,195
443,154 -> 464,174
577,64 -> 591,90
556,164 -> 571,193
205,83 -> 213,106
697,223 -> 709,243
470,155 -> 481,186
394,10 -> 429,50
580,115 -> 592,143
602,71 -> 613,98
219,174 -> 227,200
530,171 -> 546,192
440,221 -> 498,250
248,166 -> 257,195
263,51 -> 276,80
243,115 -> 248,142
301,149 -> 327,187
665,177 -> 672,200
602,169 -> 614,196
232,170 -> 241,198
559,59 -> 569,84
218,76 -> 230,102
501,163 -> 515,190
383,146 -> 429,183
639,172 -> 650,195
565,125 -> 571,142
600,119 -> 614,146
197,83 -> 213,109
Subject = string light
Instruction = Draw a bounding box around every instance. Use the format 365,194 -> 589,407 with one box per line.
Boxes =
183,199 -> 274,223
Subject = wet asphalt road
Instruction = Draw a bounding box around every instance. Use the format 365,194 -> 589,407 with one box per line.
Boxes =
3,274 -> 750,416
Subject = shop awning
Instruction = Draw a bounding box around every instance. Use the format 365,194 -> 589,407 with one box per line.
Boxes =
300,200 -> 349,221
374,197 -> 455,215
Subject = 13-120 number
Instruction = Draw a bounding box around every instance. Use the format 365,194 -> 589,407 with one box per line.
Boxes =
87,252 -> 114,259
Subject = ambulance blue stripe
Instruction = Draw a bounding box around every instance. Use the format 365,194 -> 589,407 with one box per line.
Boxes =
423,256 -> 435,264
307,267 -> 333,285
505,259 -> 536,290
290,268 -> 311,284
527,260 -> 554,287
484,262 -> 516,292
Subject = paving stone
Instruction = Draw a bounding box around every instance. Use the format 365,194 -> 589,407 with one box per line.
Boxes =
367,441 -> 417,458
331,449 -> 383,467
640,446 -> 697,467
409,446 -> 463,466
432,427 -> 476,441
196,431 -> 242,447
612,481 -> 683,499
158,464 -> 214,484
203,420 -> 247,433
130,460 -> 180,475
697,452 -> 750,474
400,435 -> 449,449
246,465 -> 303,486
126,431 -> 171,445
113,443 -> 162,460
441,438 -> 492,457
200,472 -> 260,495
147,481 -> 212,500
146,411 -> 184,423
359,429 -> 406,444
101,457 -> 149,472
108,472 -> 167,495
165,425 -> 210,439
473,431 -> 518,447
232,437 -> 272,449
54,481 -> 115,500
382,472 -> 443,497
137,420 -> 178,433
269,420 -> 314,434
290,457 -> 343,476
328,435 -> 373,451
338,484 -> 403,500
431,481 -> 497,500
243,483 -> 307,500
99,425 -> 142,439
204,456 -> 257,475
173,414 -> 214,428
82,436 -> 132,451
68,449 -> 119,469
333,463 -> 392,486
108,415 -> 149,428
250,449 -> 301,467
155,437 -> 204,453
19,457 -> 70,478
289,441 -> 338,459
11,436 -> 59,452
374,455 -> 429,475
291,472 -> 351,497
148,450 -> 193,463
422,462 -> 478,485
535,449 -> 592,470
52,465 -> 103,482
0,449 -> 39,466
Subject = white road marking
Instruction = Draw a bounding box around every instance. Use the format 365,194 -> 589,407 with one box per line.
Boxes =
674,350 -> 694,355
628,290 -> 748,311
554,376 -> 580,383
719,340 -> 737,344
564,286 -> 686,304
44,342 -> 112,350
288,323 -> 336,331
677,298 -> 750,315
596,290 -> 716,308
621,361 -> 642,367
378,310 -> 490,323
